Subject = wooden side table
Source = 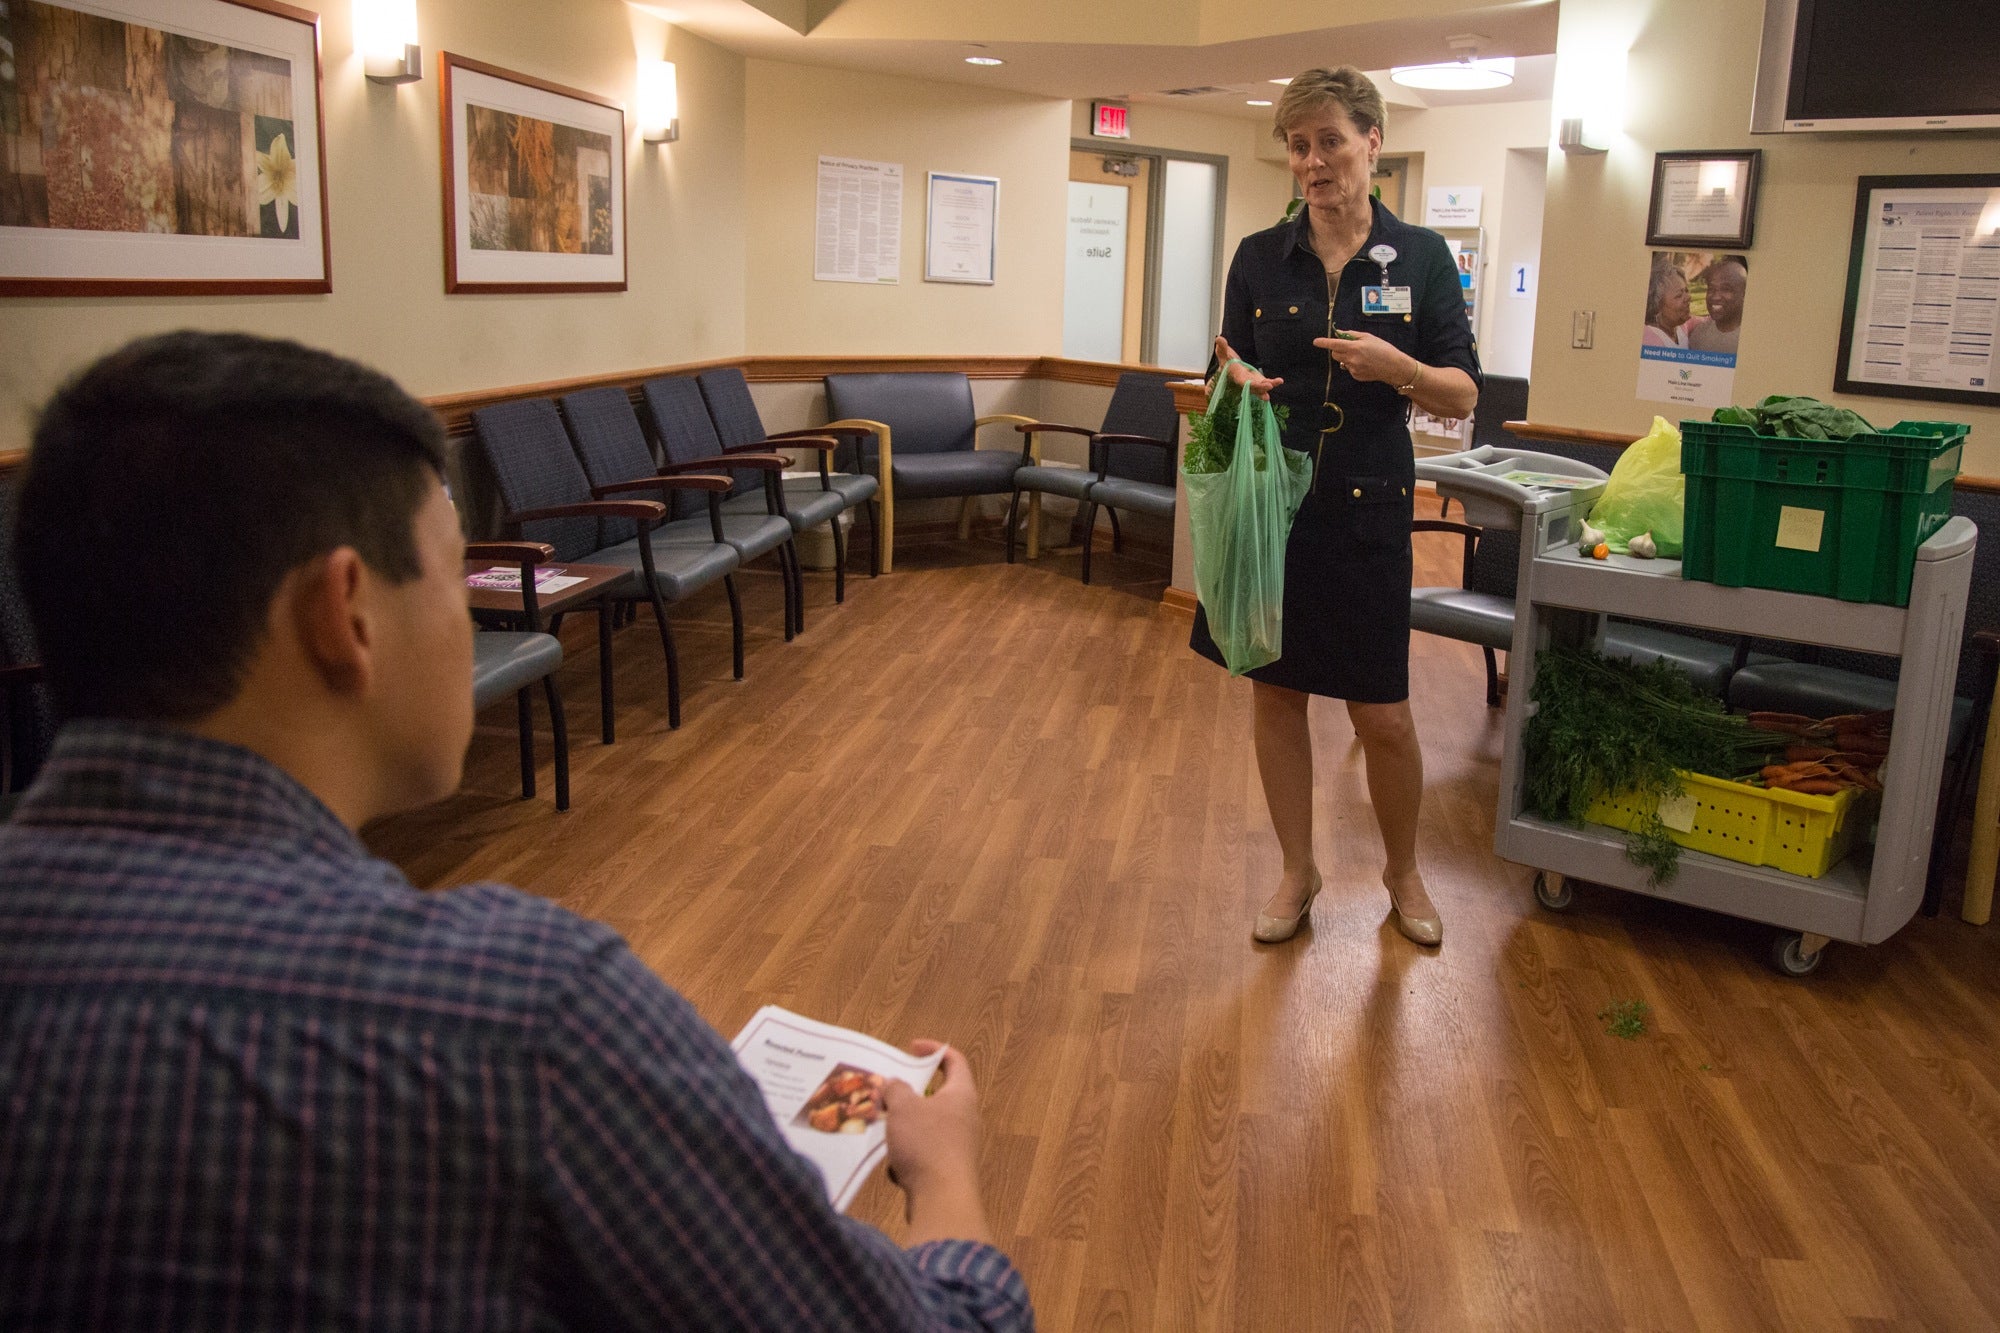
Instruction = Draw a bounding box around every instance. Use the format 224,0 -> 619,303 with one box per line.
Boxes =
467,561 -> 635,744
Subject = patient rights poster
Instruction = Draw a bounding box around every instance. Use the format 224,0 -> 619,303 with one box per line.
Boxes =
815,156 -> 903,285
1836,178 -> 2000,407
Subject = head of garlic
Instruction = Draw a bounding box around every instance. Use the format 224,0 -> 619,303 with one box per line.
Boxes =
1627,531 -> 1658,559
1579,520 -> 1605,551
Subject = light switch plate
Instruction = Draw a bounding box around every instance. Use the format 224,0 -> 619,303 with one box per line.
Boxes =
1570,310 -> 1595,349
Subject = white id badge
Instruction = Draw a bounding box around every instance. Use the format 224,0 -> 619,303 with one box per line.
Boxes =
1361,285 -> 1412,316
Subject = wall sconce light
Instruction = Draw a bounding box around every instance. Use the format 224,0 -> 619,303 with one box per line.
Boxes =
1552,40 -> 1626,156
639,59 -> 679,143
1557,117 -> 1608,154
357,0 -> 422,84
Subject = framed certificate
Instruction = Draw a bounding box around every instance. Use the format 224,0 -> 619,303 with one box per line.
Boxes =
1645,150 -> 1761,250
1834,173 -> 2000,408
924,172 -> 998,285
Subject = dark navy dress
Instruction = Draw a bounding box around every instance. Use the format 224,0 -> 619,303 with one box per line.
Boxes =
1190,198 -> 1482,702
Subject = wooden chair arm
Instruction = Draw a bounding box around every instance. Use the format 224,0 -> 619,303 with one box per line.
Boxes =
0,662 -> 43,686
772,425 -> 874,442
1090,432 -> 1174,449
465,541 -> 557,565
1014,422 -> 1093,437
976,413 -> 1038,429
726,436 -> 840,454
1975,628 -> 2000,653
593,475 -> 732,497
684,453 -> 790,471
510,500 -> 665,525
1411,518 -> 1481,590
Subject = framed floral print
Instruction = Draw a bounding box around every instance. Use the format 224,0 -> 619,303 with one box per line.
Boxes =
440,52 -> 626,294
0,0 -> 331,296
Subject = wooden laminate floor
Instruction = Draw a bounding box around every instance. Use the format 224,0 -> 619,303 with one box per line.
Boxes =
369,527 -> 2000,1331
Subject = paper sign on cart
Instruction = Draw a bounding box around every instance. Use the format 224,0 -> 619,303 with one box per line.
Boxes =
730,1005 -> 945,1212
1657,789 -> 1697,834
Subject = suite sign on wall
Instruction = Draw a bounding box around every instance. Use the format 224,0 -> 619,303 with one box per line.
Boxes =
1063,182 -> 1128,362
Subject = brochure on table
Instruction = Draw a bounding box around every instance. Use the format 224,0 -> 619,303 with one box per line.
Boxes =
731,1006 -> 945,1212
465,566 -> 586,594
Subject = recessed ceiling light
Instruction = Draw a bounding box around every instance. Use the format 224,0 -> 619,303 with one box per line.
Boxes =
1268,78 -> 1292,86
1247,99 -> 1273,107
1390,56 -> 1515,91
965,56 -> 1003,66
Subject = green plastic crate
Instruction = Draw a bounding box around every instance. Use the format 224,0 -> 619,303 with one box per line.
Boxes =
1679,419 -> 1966,606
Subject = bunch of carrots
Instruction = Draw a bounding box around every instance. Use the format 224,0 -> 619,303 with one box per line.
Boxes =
1745,710 -> 1890,794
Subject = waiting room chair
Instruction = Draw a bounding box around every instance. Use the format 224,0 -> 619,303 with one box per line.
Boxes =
466,541 -> 571,811
822,371 -> 1037,573
0,480 -> 54,809
471,398 -> 733,730
1006,371 -> 1180,584
695,367 -> 882,588
558,386 -> 803,641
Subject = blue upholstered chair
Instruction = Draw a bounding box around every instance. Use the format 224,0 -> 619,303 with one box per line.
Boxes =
471,397 -> 734,730
1006,371 -> 1180,584
695,367 -> 882,587
558,386 -> 802,641
822,371 -> 1036,573
466,541 -> 570,810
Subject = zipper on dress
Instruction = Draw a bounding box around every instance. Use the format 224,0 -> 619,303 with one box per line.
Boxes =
1316,267 -> 1339,494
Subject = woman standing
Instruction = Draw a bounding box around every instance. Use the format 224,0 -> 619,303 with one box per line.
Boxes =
1192,67 -> 1481,946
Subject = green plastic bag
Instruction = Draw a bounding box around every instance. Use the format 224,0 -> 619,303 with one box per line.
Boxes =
1183,369 -> 1313,675
1589,415 -> 1685,557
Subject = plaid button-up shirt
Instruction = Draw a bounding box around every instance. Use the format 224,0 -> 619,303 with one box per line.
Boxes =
0,721 -> 1032,1331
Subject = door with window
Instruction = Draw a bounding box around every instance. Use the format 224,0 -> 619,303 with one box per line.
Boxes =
1063,145 -> 1226,371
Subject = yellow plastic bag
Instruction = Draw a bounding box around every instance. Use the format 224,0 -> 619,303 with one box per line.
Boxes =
1590,416 -> 1684,557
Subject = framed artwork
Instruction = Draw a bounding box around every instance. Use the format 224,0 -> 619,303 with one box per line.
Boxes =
1645,149 -> 1761,250
1835,173 -> 2000,408
924,171 -> 997,285
440,52 -> 626,294
0,0 -> 331,297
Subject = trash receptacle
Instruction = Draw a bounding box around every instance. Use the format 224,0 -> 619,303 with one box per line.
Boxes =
795,507 -> 852,571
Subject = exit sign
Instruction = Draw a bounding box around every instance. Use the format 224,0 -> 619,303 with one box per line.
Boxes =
1091,102 -> 1130,139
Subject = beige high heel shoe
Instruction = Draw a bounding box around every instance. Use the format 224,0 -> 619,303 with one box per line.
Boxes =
1387,878 -> 1443,946
1253,869 -> 1322,943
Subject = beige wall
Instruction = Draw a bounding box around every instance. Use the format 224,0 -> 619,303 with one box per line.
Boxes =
1067,101 -> 1295,261
1382,99 -> 1553,370
742,61 -> 1071,356
1533,0 -> 2000,473
0,0 -> 752,451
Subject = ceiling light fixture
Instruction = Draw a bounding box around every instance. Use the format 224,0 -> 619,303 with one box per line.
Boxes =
1268,78 -> 1292,86
965,55 -> 1003,66
1247,99 -> 1273,107
1391,55 -> 1515,91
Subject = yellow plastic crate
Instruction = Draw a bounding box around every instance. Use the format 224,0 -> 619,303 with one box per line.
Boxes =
1582,770 -> 1863,879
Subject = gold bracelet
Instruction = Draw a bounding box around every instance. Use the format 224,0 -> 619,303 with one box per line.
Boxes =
1395,363 -> 1425,396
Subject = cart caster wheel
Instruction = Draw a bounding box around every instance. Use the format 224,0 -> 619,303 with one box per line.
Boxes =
1770,932 -> 1825,978
1532,871 -> 1574,912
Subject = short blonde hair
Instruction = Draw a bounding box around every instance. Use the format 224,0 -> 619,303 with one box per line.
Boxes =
1272,67 -> 1387,143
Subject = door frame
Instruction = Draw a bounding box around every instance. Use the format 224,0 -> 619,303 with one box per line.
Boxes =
1070,139 -> 1229,367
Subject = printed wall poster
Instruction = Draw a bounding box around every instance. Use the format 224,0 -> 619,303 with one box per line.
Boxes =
1637,249 -> 1748,410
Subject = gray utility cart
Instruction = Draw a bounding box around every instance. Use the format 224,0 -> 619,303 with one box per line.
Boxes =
1418,445 -> 1979,976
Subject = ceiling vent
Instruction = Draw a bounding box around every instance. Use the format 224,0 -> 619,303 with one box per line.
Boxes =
1160,85 -> 1231,97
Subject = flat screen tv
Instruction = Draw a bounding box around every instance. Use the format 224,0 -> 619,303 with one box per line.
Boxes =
1751,0 -> 2000,133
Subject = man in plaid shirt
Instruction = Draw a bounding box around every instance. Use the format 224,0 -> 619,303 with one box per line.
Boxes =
0,332 -> 1033,1331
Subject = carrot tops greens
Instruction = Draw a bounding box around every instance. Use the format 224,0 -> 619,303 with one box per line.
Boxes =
1525,644 -> 1785,883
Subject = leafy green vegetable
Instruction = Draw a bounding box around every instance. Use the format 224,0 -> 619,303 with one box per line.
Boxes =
1524,644 -> 1783,883
1712,394 -> 1875,441
1185,378 -> 1290,476
1598,999 -> 1649,1040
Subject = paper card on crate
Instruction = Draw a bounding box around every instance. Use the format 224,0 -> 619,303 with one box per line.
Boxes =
1774,505 -> 1826,553
1657,789 -> 1697,833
